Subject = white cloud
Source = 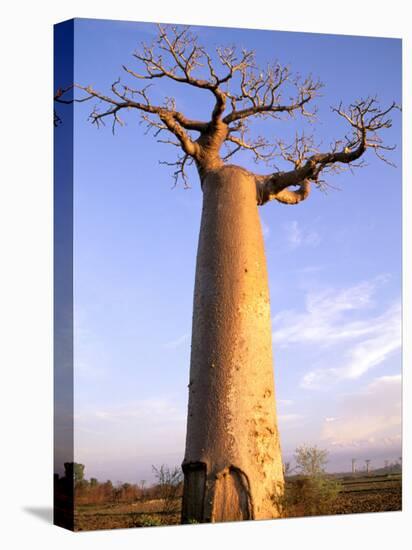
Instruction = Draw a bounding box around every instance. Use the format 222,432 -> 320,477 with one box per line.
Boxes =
278,399 -> 293,406
273,279 -> 380,348
76,360 -> 108,380
272,276 -> 401,387
289,220 -> 301,247
320,374 -> 401,451
164,332 -> 190,349
74,397 -> 187,475
284,220 -> 320,249
296,265 -> 325,275
278,413 -> 303,423
300,301 -> 401,388
341,307 -> 401,379
77,398 -> 185,425
261,219 -> 270,238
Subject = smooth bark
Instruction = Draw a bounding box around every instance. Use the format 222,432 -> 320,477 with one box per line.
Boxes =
182,165 -> 284,523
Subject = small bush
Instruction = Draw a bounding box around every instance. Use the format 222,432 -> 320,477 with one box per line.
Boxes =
152,464 -> 183,516
277,444 -> 342,517
130,513 -> 163,528
281,475 -> 342,517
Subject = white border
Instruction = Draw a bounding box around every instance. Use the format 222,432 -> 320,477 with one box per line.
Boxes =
1,1 -> 410,549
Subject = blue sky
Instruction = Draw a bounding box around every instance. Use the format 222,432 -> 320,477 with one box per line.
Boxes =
59,19 -> 402,483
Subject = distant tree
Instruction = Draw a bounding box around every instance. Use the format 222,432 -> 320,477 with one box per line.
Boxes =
120,482 -> 134,503
102,480 -> 114,502
63,462 -> 85,484
73,463 -> 85,484
351,458 -> 357,475
113,486 -> 123,503
90,477 -> 98,488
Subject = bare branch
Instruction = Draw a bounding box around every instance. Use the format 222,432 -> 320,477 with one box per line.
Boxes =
223,70 -> 322,124
160,153 -> 194,189
125,24 -> 230,124
55,25 -> 399,191
223,133 -> 276,164
57,82 -> 201,159
54,25 -> 324,186
257,98 -> 400,205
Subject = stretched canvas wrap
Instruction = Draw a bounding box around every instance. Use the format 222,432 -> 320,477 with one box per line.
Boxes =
54,18 -> 402,531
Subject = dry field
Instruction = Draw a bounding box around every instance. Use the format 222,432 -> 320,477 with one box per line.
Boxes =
332,473 -> 402,515
73,473 -> 401,531
74,498 -> 181,531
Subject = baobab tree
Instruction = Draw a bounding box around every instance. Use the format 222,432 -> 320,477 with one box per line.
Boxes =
55,24 -> 399,524
352,458 -> 357,475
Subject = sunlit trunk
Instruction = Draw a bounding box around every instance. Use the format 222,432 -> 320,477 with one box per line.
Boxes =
182,165 -> 284,523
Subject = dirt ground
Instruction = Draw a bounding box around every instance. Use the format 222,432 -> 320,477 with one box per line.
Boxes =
74,476 -> 401,531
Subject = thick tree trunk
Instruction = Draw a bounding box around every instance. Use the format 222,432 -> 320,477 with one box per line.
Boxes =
182,165 -> 284,523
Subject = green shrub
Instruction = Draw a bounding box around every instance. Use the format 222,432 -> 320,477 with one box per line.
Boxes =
277,445 -> 342,517
281,475 -> 342,517
130,513 -> 163,528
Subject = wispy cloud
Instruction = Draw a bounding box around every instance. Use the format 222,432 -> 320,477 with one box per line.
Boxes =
74,398 -> 186,468
76,360 -> 108,380
278,413 -> 303,423
164,332 -> 190,350
77,398 -> 185,425
273,278 -> 380,347
320,374 -> 401,450
272,276 -> 401,388
261,219 -> 270,238
284,220 -> 321,249
278,399 -> 293,406
74,397 -> 187,483
300,301 -> 401,388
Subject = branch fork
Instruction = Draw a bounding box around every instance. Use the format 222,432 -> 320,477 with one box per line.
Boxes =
55,25 -> 400,202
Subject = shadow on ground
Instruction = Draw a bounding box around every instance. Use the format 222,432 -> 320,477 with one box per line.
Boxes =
23,507 -> 53,524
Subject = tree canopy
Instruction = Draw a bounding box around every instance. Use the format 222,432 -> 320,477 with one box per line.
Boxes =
55,24 -> 399,204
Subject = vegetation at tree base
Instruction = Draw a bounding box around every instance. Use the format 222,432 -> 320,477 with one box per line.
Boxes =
151,465 -> 183,516
57,463 -> 183,529
278,447 -> 402,519
56,456 -> 401,530
71,463 -> 183,509
276,445 -> 343,517
280,474 -> 343,518
294,444 -> 329,476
